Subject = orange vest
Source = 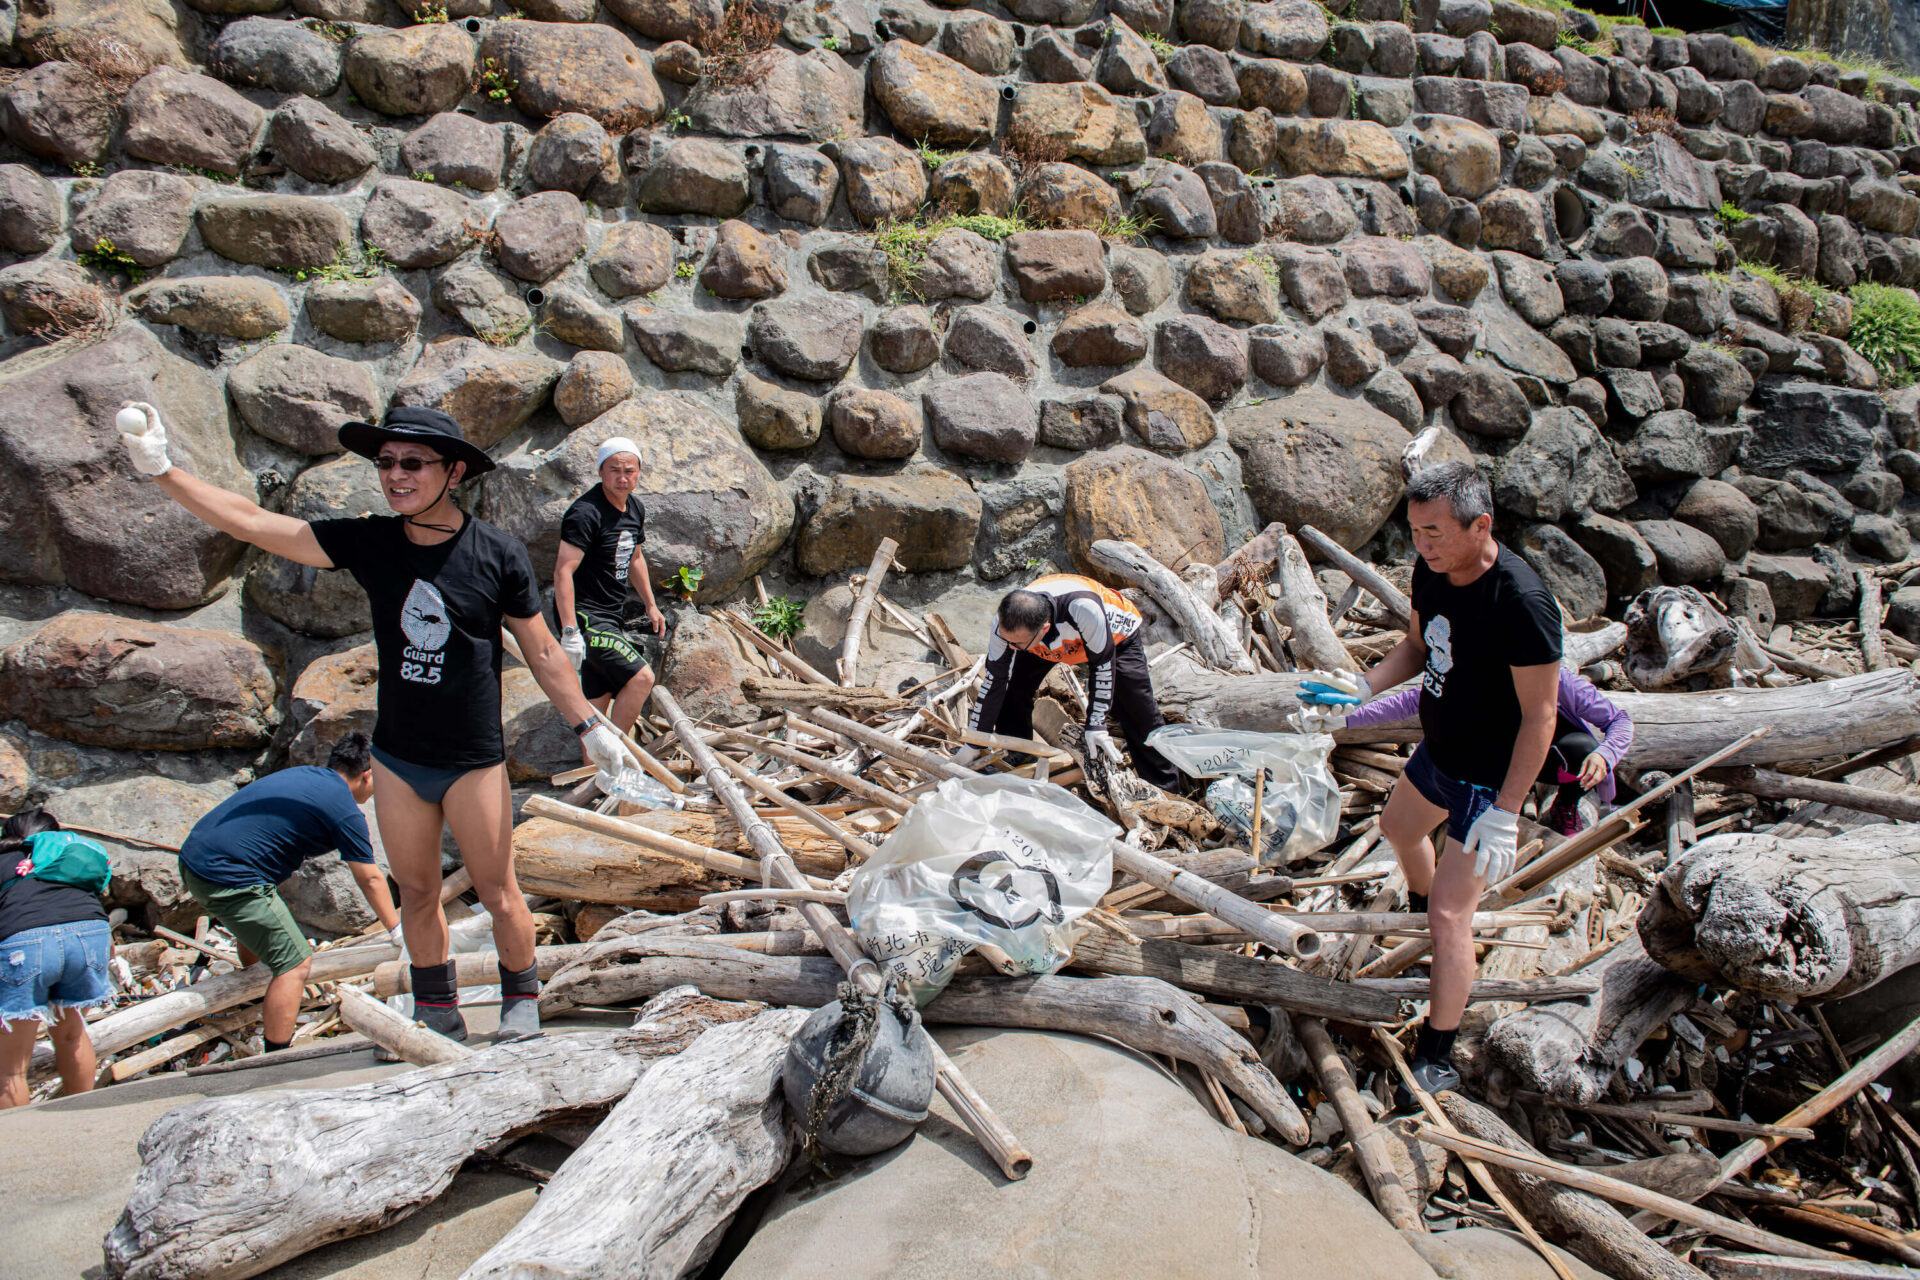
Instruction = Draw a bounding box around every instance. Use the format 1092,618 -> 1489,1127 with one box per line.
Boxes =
1018,574 -> 1141,665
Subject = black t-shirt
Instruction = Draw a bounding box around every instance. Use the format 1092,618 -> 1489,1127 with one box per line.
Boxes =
311,514 -> 543,770
1412,544 -> 1564,789
0,877 -> 107,944
559,487 -> 646,624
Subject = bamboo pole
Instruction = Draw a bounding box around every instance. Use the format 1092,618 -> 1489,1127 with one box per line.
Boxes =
838,537 -> 898,686
1704,765 -> 1920,823
794,707 -> 970,782
712,750 -> 882,861
652,686 -> 1033,1181
1297,524 -> 1412,627
1417,1128 -> 1846,1262
713,729 -> 913,814
1374,1028 -> 1580,1280
715,607 -> 835,684
1295,1015 -> 1422,1230
1106,842 -> 1322,959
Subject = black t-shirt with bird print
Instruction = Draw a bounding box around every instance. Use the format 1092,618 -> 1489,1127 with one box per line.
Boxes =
311,515 -> 542,770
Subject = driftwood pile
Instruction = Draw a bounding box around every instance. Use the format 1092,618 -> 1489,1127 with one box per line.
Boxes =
64,525 -> 1920,1280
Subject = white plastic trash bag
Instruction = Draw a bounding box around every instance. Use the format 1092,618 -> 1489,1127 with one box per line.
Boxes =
848,774 -> 1118,1002
1146,725 -> 1341,866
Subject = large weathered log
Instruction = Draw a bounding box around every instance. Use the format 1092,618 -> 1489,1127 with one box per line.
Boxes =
1481,933 -> 1693,1105
539,936 -> 1307,1143
1297,524 -> 1411,628
1088,537 -> 1257,674
103,1022 -> 715,1280
1438,1094 -> 1710,1280
1624,587 -> 1737,691
1210,521 -> 1287,601
458,1009 -> 807,1280
1639,825 -> 1920,1000
1154,659 -> 1920,771
1268,530 -> 1356,672
514,808 -> 844,905
1706,765 -> 1920,823
739,677 -> 906,714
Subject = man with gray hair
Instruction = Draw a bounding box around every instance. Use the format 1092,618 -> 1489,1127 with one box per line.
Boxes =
1297,461 -> 1562,1100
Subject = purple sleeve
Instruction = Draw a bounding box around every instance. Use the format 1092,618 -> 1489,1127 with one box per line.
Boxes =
1561,674 -> 1633,766
1344,686 -> 1420,727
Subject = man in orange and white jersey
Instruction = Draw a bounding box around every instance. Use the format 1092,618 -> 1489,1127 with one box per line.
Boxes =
964,574 -> 1179,790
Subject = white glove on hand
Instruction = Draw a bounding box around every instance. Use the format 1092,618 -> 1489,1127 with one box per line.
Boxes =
559,626 -> 586,670
581,723 -> 637,780
951,745 -> 983,769
1298,669 -> 1371,708
1295,705 -> 1348,734
382,922 -> 405,954
1462,804 -> 1520,884
1083,728 -> 1124,765
118,401 -> 172,477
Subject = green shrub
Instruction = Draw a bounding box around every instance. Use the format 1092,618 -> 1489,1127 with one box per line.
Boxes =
1849,283 -> 1920,387
751,596 -> 806,639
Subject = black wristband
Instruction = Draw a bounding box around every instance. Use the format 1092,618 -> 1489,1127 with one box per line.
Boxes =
573,718 -> 596,737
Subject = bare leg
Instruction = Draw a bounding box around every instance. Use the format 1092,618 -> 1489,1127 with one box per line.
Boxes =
48,1007 -> 96,1095
0,1019 -> 36,1108
1380,773 -> 1447,899
441,764 -> 536,972
371,760 -> 451,967
606,667 -> 655,739
260,957 -> 314,1045
1424,836 -> 1486,1031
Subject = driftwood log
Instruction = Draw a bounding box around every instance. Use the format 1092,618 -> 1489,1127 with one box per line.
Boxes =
1153,659 -> 1920,772
1088,537 -> 1257,674
512,808 -> 845,908
538,935 -> 1308,1143
1268,530 -> 1356,672
1439,1094 -> 1709,1280
1638,825 -> 1920,999
1623,587 -> 1738,691
739,678 -> 906,715
104,1027 -> 691,1280
458,1009 -> 808,1280
1481,933 -> 1693,1105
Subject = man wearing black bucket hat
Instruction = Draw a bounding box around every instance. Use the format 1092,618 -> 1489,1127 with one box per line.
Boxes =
116,401 -> 639,1043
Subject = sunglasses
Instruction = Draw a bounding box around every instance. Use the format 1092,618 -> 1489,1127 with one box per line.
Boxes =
375,455 -> 449,473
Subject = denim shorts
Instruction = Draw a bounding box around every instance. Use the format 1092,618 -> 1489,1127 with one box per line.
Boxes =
0,919 -> 114,1030
1403,744 -> 1501,845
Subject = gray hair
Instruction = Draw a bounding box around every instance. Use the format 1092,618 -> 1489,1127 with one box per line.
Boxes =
1404,460 -> 1492,527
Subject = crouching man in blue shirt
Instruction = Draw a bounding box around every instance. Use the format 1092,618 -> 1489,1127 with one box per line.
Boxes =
178,732 -> 400,1052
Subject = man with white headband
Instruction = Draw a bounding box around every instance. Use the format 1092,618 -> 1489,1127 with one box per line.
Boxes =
554,436 -> 666,749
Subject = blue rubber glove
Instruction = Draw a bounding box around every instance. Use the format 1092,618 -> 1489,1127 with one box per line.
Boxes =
1298,670 -> 1371,708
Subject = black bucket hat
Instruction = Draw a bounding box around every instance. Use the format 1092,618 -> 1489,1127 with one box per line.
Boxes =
339,406 -> 495,477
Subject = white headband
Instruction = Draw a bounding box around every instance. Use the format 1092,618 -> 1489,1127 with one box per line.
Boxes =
596,437 -> 640,469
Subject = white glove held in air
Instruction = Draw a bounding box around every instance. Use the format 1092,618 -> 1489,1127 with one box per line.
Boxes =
1083,728 -> 1123,765
1463,804 -> 1519,884
581,723 -> 637,781
559,626 -> 586,670
118,401 -> 172,477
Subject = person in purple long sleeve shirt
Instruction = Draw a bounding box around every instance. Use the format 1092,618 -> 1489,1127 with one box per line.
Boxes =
1346,670 -> 1634,834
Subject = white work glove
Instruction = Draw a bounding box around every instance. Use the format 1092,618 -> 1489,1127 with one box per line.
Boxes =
382,922 -> 405,954
581,722 -> 638,782
1297,669 -> 1370,708
118,401 -> 172,477
1292,705 -> 1348,734
951,745 -> 983,769
1083,728 -> 1124,765
559,626 -> 586,670
1462,804 -> 1519,884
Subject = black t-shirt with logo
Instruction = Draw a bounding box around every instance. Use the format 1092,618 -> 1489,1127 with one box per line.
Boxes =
311,514 -> 543,771
1411,544 -> 1564,789
559,486 -> 646,624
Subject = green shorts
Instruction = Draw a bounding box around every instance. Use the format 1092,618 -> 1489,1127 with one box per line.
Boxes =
179,866 -> 313,976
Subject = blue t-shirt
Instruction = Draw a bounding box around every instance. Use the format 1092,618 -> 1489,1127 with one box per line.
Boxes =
178,767 -> 375,888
